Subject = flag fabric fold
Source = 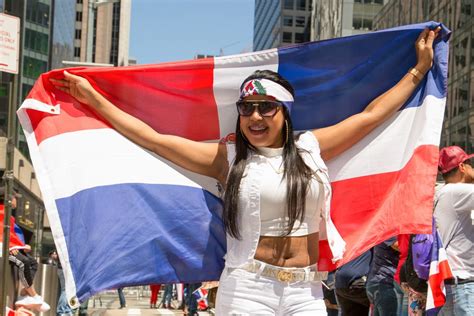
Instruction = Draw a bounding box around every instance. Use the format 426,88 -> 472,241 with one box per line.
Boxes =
17,22 -> 450,304
426,227 -> 454,315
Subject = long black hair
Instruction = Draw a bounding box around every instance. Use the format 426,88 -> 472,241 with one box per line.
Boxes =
223,70 -> 314,239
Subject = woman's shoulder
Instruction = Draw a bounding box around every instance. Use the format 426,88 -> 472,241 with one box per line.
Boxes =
295,131 -> 321,153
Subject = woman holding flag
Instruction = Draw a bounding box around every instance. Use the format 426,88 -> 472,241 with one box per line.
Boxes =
51,27 -> 439,315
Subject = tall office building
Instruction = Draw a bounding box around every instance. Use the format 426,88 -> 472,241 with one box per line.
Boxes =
51,0 -> 76,70
310,0 -> 386,41
75,0 -> 131,66
0,0 -> 48,255
1,0 -> 132,257
0,0 -> 132,257
254,0 -> 312,51
374,0 -> 473,151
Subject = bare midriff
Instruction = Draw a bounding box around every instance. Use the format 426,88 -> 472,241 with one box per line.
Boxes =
254,232 -> 319,267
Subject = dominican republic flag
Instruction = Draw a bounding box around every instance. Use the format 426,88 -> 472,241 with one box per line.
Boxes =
192,287 -> 209,310
0,206 -> 27,251
426,227 -> 454,315
17,22 -> 450,304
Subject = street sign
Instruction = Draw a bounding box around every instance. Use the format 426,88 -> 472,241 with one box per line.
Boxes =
0,13 -> 20,74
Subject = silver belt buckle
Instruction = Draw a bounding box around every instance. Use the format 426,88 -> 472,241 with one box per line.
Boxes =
277,270 -> 294,282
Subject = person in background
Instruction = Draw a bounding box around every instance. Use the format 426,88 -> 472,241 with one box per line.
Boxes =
366,237 -> 404,316
78,299 -> 89,316
184,283 -> 201,316
395,234 -> 410,316
435,146 -> 474,315
335,250 -> 372,316
322,272 -> 339,316
0,189 -> 50,312
117,287 -> 126,309
160,284 -> 174,309
149,284 -> 161,309
48,249 -> 73,316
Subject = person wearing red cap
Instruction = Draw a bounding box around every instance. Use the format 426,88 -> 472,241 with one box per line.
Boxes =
434,146 -> 473,315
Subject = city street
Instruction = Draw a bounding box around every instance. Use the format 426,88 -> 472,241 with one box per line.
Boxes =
86,291 -> 212,316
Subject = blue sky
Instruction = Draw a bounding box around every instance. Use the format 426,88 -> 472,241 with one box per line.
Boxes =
129,0 -> 255,64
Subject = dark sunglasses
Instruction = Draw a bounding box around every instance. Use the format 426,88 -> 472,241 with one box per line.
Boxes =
236,100 -> 282,117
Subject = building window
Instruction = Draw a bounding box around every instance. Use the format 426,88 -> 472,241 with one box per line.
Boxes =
353,18 -> 373,30
74,47 -> 81,57
109,3 -> 121,65
364,19 -> 373,30
295,16 -> 305,27
77,0 -> 83,3
76,11 -> 82,22
284,0 -> 294,10
296,0 -> 306,10
295,32 -> 305,43
75,29 -> 81,40
353,18 -> 362,29
283,16 -> 293,27
283,32 -> 292,43
25,29 -> 49,54
25,0 -> 50,27
23,57 -> 48,79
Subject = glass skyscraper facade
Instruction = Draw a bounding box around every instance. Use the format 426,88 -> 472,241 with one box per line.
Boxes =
254,0 -> 311,51
374,0 -> 474,152
51,0 -> 76,70
0,0 -> 53,155
311,0 -> 387,41
254,0 -> 281,50
0,0 -> 55,256
21,0 -> 53,104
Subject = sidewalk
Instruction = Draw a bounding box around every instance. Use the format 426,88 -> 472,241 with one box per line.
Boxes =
86,292 -> 212,316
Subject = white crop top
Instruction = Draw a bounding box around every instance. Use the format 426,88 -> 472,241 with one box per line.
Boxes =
254,146 -> 324,236
223,131 -> 346,268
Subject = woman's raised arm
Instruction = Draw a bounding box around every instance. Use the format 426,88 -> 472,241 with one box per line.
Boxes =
50,72 -> 229,184
314,27 -> 440,161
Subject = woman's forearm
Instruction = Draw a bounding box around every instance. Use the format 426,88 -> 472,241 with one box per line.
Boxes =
88,89 -> 163,152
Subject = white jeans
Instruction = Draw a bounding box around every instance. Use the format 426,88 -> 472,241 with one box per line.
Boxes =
216,264 -> 327,315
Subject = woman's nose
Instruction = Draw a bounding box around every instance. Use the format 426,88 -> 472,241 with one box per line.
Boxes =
249,106 -> 263,120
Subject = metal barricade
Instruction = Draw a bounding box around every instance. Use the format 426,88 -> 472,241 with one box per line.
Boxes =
1,256 -> 60,315
36,263 -> 59,316
0,257 -> 17,311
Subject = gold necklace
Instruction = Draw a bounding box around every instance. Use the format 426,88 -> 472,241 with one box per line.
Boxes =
266,159 -> 284,174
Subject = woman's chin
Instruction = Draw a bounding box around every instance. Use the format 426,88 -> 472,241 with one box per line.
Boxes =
247,134 -> 281,148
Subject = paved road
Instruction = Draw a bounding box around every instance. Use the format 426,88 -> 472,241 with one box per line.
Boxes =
85,292 -> 212,316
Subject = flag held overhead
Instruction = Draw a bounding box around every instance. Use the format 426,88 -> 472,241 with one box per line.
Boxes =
17,22 -> 450,304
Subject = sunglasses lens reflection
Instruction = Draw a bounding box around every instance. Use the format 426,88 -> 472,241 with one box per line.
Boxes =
236,101 -> 280,117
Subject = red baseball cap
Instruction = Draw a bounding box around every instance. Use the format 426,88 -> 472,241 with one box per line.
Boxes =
438,146 -> 474,174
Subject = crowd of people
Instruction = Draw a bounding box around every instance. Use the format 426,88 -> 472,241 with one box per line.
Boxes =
148,283 -> 209,315
321,145 -> 474,316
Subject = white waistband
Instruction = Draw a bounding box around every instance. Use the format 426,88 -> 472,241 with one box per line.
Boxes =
236,260 -> 327,283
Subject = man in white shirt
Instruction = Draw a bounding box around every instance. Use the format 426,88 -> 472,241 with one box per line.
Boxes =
435,146 -> 474,315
